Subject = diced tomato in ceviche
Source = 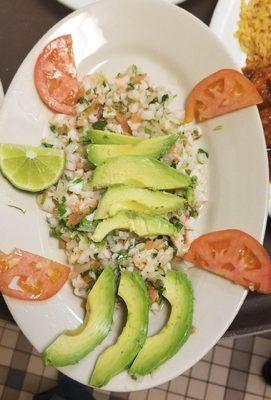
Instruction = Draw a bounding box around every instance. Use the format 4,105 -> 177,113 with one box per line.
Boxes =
0,249 -> 70,300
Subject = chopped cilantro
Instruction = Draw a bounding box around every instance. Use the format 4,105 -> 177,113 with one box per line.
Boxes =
116,250 -> 129,266
95,239 -> 106,248
192,130 -> 200,140
58,197 -> 67,219
127,82 -> 135,90
77,218 -> 93,232
131,64 -> 138,74
161,94 -> 169,102
41,142 -> 53,148
149,97 -> 158,104
188,207 -> 199,218
144,127 -> 152,135
171,219 -> 183,231
190,175 -> 198,188
85,88 -> 93,96
50,124 -> 56,132
72,177 -> 83,185
92,119 -> 107,131
198,148 -> 209,158
7,204 -> 26,214
213,124 -> 222,131
77,97 -> 90,105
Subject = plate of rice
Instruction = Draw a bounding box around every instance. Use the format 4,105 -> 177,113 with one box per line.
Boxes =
0,0 -> 268,391
210,0 -> 271,216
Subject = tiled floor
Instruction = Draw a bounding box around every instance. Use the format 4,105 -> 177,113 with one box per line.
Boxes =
1,319 -> 271,400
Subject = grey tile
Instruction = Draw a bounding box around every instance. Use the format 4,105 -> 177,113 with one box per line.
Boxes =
205,384 -> 225,400
250,354 -> 267,375
231,350 -> 251,371
5,368 -> 25,390
111,392 -> 129,399
234,337 -> 254,353
224,388 -> 244,400
0,365 -> 9,385
2,387 -> 20,400
11,350 -> 30,371
22,373 -> 41,393
39,377 -> 57,393
16,333 -> 33,353
227,369 -> 248,391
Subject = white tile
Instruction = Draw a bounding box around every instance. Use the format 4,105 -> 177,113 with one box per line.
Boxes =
219,337 -> 235,348
169,375 -> 188,395
250,354 -> 267,375
202,349 -> 213,362
92,391 -> 110,400
187,379 -> 206,400
27,355 -> 44,375
213,346 -> 232,367
148,389 -> 166,400
167,395 -> 184,400
43,365 -> 58,379
205,384 -> 225,400
246,374 -> 266,396
129,390 -> 148,400
265,382 -> 271,398
5,322 -> 19,331
0,346 -> 13,366
244,394 -> 262,400
1,329 -> 19,347
253,337 -> 271,357
157,381 -> 169,390
18,392 -> 34,400
209,365 -> 229,386
191,361 -> 210,380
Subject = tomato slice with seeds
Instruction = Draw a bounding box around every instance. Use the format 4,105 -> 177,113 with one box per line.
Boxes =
34,35 -> 83,115
0,249 -> 70,300
184,69 -> 263,123
183,230 -> 271,293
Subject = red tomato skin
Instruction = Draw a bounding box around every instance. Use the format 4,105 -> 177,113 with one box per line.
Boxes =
34,35 -> 83,116
183,229 -> 271,294
185,69 -> 263,123
0,249 -> 70,301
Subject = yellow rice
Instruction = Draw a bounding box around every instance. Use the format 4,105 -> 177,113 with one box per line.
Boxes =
235,0 -> 271,68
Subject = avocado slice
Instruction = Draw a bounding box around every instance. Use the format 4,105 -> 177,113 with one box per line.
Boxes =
42,267 -> 116,367
90,271 -> 149,387
94,185 -> 185,220
87,134 -> 178,165
129,270 -> 193,377
89,156 -> 190,190
92,211 -> 177,242
86,129 -> 143,144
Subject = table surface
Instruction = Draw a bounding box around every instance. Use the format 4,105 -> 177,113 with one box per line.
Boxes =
0,0 -> 270,337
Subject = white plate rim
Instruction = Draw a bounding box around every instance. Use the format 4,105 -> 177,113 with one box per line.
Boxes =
0,0 -> 269,391
56,0 -> 183,9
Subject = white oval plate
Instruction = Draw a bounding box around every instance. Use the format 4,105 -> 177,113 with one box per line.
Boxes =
0,0 -> 268,392
57,0 -> 183,9
210,0 -> 271,217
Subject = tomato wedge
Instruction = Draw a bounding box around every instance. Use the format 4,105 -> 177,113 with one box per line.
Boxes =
0,249 -> 70,300
184,69 -> 263,123
34,35 -> 83,115
183,230 -> 271,293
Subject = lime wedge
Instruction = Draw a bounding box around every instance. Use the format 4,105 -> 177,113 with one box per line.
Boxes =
0,144 -> 65,192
